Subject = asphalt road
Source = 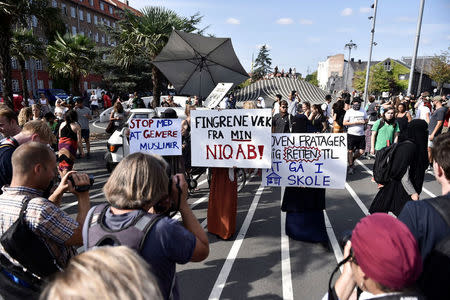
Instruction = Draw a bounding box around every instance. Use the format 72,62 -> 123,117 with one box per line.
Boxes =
58,120 -> 442,300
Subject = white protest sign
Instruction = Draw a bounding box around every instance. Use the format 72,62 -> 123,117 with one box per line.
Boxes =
190,109 -> 272,168
129,118 -> 182,156
205,82 -> 233,109
262,133 -> 348,189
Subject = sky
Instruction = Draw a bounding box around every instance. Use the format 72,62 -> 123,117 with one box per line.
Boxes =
129,0 -> 450,76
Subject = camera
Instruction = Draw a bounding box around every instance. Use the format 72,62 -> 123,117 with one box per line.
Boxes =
153,167 -> 181,216
68,174 -> 94,192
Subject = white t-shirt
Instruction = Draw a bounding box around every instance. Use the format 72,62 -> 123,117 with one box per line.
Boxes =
90,94 -> 98,106
417,105 -> 430,121
27,98 -> 34,106
344,109 -> 368,136
273,101 -> 280,115
321,102 -> 333,124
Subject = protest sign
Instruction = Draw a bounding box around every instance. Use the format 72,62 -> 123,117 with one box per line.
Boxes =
190,109 -> 272,168
204,82 -> 233,108
129,118 -> 182,156
262,133 -> 347,189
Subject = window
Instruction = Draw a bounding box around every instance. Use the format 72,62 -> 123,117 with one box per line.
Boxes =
79,10 -> 83,21
71,7 -> 76,18
87,12 -> 91,23
37,80 -> 44,90
106,19 -> 110,27
384,60 -> 391,71
80,31 -> 85,36
109,6 -> 113,14
25,61 -> 29,69
35,60 -> 43,70
112,21 -> 115,28
88,30 -> 92,38
27,80 -> 31,91
101,35 -> 105,44
61,3 -> 67,15
48,80 -> 53,89
12,80 -> 20,92
398,74 -> 409,80
84,81 -> 88,91
100,2 -> 104,10
11,58 -> 18,69
89,0 -> 94,6
72,26 -> 77,35
52,0 -> 58,8
32,15 -> 38,27
94,15 -> 98,25
95,32 -> 99,42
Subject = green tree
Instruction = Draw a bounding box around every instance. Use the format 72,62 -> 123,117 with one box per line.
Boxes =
353,60 -> 408,95
0,0 -> 63,108
305,71 -> 318,87
47,33 -> 97,95
252,45 -> 272,81
10,29 -> 44,104
429,50 -> 450,95
110,7 -> 203,107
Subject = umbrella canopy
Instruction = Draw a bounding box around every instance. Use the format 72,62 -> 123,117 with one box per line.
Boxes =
153,30 -> 249,98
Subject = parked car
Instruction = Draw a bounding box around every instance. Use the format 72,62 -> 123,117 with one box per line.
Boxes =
37,89 -> 69,106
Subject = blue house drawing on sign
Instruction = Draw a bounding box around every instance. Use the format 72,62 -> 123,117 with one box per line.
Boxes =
266,171 -> 282,186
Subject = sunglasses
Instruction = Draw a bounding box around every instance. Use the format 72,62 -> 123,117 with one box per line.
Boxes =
281,106 -> 288,108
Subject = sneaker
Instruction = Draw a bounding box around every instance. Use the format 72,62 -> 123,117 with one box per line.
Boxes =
426,166 -> 433,174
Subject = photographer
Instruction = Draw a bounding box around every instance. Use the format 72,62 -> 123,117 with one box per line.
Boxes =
325,214 -> 423,300
0,142 -> 91,299
83,153 -> 209,300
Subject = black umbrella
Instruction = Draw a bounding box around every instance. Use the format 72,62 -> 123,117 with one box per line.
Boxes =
153,30 -> 249,98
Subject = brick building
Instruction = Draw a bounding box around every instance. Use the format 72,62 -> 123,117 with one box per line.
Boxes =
1,0 -> 140,96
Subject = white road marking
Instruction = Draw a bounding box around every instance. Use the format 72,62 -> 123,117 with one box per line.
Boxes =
281,210 -> 294,300
354,159 -> 437,198
93,120 -> 106,130
208,185 -> 265,300
345,182 -> 370,216
324,211 -> 344,271
61,191 -> 105,210
280,186 -> 293,300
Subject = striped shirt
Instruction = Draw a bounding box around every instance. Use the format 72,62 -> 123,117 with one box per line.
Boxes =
0,186 -> 78,268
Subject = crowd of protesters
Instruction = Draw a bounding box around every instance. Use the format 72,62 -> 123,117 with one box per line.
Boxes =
0,85 -> 449,300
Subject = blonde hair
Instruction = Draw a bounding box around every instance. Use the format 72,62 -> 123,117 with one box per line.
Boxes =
40,246 -> 163,300
104,152 -> 169,209
243,101 -> 257,109
18,107 -> 32,126
22,120 -> 55,144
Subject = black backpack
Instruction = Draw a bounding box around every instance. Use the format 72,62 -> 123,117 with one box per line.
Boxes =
85,203 -> 164,251
419,195 -> 450,299
373,142 -> 399,185
0,196 -> 60,278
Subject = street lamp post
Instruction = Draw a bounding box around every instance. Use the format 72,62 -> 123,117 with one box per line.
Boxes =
407,0 -> 425,96
344,40 -> 357,91
363,0 -> 378,105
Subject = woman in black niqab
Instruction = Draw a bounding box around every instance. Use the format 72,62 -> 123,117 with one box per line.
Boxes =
369,119 -> 428,216
281,114 -> 328,243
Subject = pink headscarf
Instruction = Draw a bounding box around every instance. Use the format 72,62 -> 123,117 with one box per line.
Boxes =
351,213 -> 422,290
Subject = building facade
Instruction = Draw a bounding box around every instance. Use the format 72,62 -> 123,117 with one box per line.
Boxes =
1,0 -> 139,96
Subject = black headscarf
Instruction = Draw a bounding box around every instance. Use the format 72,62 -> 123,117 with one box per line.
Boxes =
405,119 -> 428,192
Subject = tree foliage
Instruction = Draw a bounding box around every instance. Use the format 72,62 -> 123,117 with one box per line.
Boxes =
252,45 -> 272,81
10,29 -> 44,102
305,71 -> 318,87
47,33 -> 97,95
353,60 -> 410,95
109,7 -> 203,106
0,0 -> 64,108
429,50 -> 450,94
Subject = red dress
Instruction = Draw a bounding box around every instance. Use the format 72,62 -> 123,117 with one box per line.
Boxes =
208,168 -> 237,240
